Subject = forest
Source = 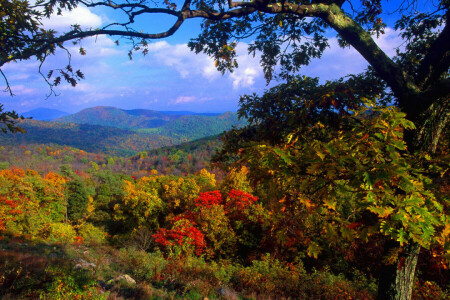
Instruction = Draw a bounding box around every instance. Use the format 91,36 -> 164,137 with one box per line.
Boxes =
0,0 -> 449,299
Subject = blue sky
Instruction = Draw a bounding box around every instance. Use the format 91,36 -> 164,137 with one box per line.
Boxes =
0,1 -> 408,114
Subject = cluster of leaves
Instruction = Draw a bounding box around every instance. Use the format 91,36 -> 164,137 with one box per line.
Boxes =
0,167 -> 66,239
0,104 -> 25,134
153,188 -> 266,259
239,104 -> 447,257
153,218 -> 206,257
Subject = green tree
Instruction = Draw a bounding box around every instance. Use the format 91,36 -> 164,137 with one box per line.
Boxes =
217,76 -> 449,299
66,177 -> 90,222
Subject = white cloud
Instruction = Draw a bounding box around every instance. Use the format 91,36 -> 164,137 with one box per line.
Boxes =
231,67 -> 259,89
301,27 -> 403,81
229,44 -> 262,89
172,96 -> 196,104
147,41 -> 219,80
59,82 -> 95,92
169,96 -> 213,105
8,85 -> 37,96
42,6 -> 102,30
144,41 -> 263,89
373,27 -> 403,57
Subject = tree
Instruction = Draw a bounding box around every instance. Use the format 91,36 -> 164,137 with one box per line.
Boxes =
66,176 -> 90,222
223,89 -> 448,299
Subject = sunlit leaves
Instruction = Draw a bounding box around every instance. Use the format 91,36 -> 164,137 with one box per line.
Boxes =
234,102 -> 449,260
0,167 -> 66,239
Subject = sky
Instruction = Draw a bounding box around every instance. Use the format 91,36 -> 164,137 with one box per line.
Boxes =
0,1 -> 413,114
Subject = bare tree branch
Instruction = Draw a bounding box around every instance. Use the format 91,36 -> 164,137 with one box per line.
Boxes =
0,69 -> 14,96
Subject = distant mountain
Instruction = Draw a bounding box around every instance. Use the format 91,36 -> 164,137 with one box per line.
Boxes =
159,111 -> 221,116
54,106 -> 246,133
0,108 -> 246,156
54,106 -> 179,129
155,112 -> 246,140
22,108 -> 69,121
0,119 -> 179,156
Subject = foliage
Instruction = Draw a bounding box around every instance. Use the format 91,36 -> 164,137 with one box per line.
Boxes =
0,104 -> 25,133
114,177 -> 164,232
66,176 -> 90,222
47,223 -> 77,244
153,189 -> 267,259
0,167 -> 66,239
219,166 -> 253,194
236,103 -> 449,258
153,218 -> 206,257
77,223 -> 107,246
118,247 -> 168,281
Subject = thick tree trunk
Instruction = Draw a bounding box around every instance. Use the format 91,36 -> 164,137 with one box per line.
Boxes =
377,242 -> 421,300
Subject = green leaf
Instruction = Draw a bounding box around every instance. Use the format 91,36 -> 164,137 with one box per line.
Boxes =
392,140 -> 407,150
364,172 -> 373,186
307,241 -> 321,259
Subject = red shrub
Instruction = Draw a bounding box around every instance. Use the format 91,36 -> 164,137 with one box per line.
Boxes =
194,191 -> 222,207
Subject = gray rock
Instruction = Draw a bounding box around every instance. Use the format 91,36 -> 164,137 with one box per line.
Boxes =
74,258 -> 96,270
115,274 -> 136,285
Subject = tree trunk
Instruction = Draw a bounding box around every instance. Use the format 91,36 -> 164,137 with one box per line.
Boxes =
377,242 -> 421,300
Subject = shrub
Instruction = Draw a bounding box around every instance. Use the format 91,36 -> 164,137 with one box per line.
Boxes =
78,223 -> 107,246
47,223 -> 76,244
232,254 -> 303,296
119,247 -> 167,281
153,219 -> 206,257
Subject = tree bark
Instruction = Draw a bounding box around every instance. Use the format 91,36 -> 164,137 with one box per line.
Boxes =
377,242 -> 421,300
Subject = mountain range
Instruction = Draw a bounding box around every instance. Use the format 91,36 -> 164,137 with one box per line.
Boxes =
52,106 -> 224,128
5,106 -> 246,156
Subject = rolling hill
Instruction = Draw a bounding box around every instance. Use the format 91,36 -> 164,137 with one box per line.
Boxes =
54,106 -> 227,129
1,107 -> 245,156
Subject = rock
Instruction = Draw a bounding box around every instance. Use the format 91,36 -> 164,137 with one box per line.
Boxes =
217,286 -> 238,300
115,274 -> 136,285
74,258 -> 96,270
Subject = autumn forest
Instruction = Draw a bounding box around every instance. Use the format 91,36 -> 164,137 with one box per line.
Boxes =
0,0 -> 449,299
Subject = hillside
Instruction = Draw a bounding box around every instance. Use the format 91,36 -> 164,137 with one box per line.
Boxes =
0,119 -> 179,156
54,106 -> 177,129
54,106 -> 229,130
0,109 -> 243,156
151,112 -> 246,140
